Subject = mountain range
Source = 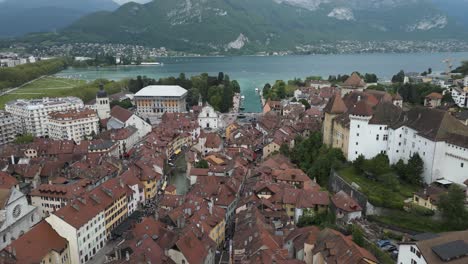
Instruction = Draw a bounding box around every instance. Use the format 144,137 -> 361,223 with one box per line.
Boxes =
5,0 -> 468,54
0,0 -> 118,37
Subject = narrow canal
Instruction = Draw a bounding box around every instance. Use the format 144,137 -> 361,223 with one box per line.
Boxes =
168,153 -> 190,195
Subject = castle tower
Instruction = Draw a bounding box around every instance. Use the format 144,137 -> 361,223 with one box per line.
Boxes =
95,84 -> 110,119
323,92 -> 347,146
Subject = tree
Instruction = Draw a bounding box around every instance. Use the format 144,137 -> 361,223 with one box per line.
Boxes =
391,70 -> 405,83
15,134 -> 34,144
263,83 -> 271,97
351,225 -> 365,247
280,143 -> 290,157
217,72 -> 224,83
442,92 -> 454,104
438,185 -> 468,229
364,73 -> 378,83
231,80 -> 241,93
195,160 -> 209,169
353,155 -> 365,173
406,153 -> 424,186
299,99 -> 311,110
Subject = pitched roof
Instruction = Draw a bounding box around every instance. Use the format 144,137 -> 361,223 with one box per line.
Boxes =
313,228 -> 377,263
392,107 -> 468,143
343,73 -> 366,88
7,221 -> 68,264
349,100 -> 374,116
404,230 -> 468,264
110,106 -> 133,123
331,191 -> 362,212
425,92 -> 443,99
0,172 -> 18,189
324,92 -> 348,114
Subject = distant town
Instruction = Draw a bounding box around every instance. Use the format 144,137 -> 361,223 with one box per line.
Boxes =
3,39 -> 468,61
0,55 -> 466,264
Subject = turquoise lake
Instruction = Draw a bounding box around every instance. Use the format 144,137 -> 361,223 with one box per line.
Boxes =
56,53 -> 468,112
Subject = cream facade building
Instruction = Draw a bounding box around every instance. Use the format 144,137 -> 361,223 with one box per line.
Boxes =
47,109 -> 99,142
5,97 -> 84,137
135,85 -> 187,118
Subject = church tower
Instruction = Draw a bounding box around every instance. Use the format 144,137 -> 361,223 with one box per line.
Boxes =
95,84 -> 110,119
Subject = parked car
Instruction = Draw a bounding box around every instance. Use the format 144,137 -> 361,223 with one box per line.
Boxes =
382,244 -> 397,252
377,240 -> 391,248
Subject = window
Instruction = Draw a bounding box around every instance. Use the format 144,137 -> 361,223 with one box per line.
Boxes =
383,135 -> 388,141
357,133 -> 359,137
462,163 -> 464,168
357,125 -> 360,128
376,135 -> 379,141
411,259 -> 417,264
356,142 -> 358,146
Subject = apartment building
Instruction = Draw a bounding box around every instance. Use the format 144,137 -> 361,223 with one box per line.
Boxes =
47,109 -> 99,142
5,97 -> 84,137
0,110 -> 16,145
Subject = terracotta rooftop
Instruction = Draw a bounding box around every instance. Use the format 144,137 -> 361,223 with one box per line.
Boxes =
49,108 -> 97,121
426,92 -> 443,99
110,105 -> 133,123
343,72 -> 366,88
0,172 -> 18,189
7,221 -> 68,264
324,92 -> 347,114
331,191 -> 362,212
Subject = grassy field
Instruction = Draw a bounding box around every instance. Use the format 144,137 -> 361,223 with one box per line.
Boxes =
338,167 -> 418,209
0,77 -> 87,109
368,210 -> 448,233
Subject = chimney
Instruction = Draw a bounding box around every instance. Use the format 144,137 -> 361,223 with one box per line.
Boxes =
357,96 -> 361,102
125,250 -> 130,261
119,177 -> 124,188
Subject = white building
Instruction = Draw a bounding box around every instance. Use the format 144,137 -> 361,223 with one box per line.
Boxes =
5,97 -> 84,137
47,109 -> 99,142
95,85 -> 111,120
46,198 -> 106,264
0,187 -> 41,250
107,106 -> 152,139
450,86 -> 468,108
121,169 -> 145,216
397,230 -> 468,264
0,110 -> 17,145
134,85 -> 187,118
347,104 -> 468,185
464,76 -> 468,87
198,104 -> 222,130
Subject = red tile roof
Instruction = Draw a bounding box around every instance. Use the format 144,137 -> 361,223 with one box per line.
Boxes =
425,92 -> 443,99
0,172 -> 17,189
7,221 -> 68,264
324,92 -> 348,114
331,191 -> 362,212
110,106 -> 133,123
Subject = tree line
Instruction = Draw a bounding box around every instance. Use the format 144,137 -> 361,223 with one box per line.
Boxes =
128,72 -> 240,113
0,58 -> 68,89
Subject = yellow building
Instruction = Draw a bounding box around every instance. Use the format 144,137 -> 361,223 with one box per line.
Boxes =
208,218 -> 226,247
331,115 -> 350,160
412,186 -> 446,211
262,141 -> 281,159
141,177 -> 158,200
225,123 -> 240,140
104,192 -> 128,237
91,178 -> 129,238
323,93 -> 348,146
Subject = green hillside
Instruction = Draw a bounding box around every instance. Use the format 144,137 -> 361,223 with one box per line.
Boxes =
22,0 -> 468,53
